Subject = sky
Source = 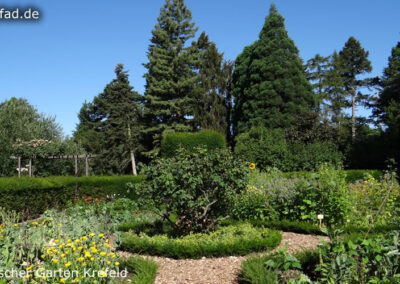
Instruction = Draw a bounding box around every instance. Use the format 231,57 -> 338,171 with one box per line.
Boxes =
0,0 -> 399,136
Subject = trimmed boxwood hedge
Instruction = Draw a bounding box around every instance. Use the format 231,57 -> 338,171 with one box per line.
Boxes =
119,224 -> 282,259
0,175 -> 145,217
161,130 -> 226,158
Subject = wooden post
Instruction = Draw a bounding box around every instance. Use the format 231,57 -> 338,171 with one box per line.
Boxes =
85,155 -> 89,176
74,155 -> 78,176
28,159 -> 32,177
18,157 -> 21,178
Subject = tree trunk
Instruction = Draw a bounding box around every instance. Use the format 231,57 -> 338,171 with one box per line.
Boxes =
351,92 -> 356,142
127,124 -> 137,176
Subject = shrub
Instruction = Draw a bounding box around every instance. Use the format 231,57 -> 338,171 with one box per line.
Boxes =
119,224 -> 282,258
234,165 -> 351,227
235,126 -> 290,171
161,130 -> 226,158
130,147 -> 248,234
0,175 -> 145,218
348,171 -> 399,226
234,125 -> 343,172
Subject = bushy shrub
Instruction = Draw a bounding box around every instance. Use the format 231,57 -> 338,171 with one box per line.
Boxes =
233,164 -> 351,226
161,130 -> 226,158
119,224 -> 282,258
348,172 -> 399,226
0,175 -> 145,218
234,125 -> 343,172
130,147 -> 248,234
235,126 -> 290,171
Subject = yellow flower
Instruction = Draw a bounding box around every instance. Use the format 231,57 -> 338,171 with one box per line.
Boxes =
32,221 -> 39,226
67,239 -> 71,243
90,257 -> 95,261
78,246 -> 83,250
65,261 -> 72,268
60,278 -> 65,283
81,236 -> 87,241
84,251 -> 92,258
41,254 -> 45,259
106,261 -> 111,265
52,259 -> 58,264
114,262 -> 120,266
249,163 -> 256,170
99,270 -> 106,277
26,266 -> 33,271
57,223 -> 62,226
89,233 -> 95,237
25,274 -> 31,279
42,276 -> 47,280
100,252 -> 107,257
77,257 -> 84,262
99,233 -> 104,238
72,277 -> 79,283
54,240 -> 59,244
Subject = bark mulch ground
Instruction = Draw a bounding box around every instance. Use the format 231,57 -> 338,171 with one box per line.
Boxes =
118,231 -> 329,284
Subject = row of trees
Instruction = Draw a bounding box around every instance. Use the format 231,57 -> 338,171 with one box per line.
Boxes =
73,0 -> 399,174
3,0 -> 396,176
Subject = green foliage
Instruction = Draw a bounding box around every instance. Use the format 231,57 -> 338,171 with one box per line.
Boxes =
0,97 -> 63,176
75,64 -> 143,175
232,4 -> 315,136
119,256 -> 159,284
131,147 -> 247,234
318,231 -> 400,283
234,125 -> 343,172
161,129 -> 226,158
233,165 -> 351,226
337,36 -> 372,141
193,32 -> 229,133
143,0 -> 199,156
240,249 -> 317,284
119,224 -> 282,259
348,172 -> 399,227
0,175 -> 145,217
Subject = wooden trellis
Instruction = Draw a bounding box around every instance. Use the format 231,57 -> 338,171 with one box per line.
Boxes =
10,154 -> 97,177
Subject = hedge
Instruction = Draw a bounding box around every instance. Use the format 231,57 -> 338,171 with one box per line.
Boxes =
161,130 -> 226,158
119,224 -> 282,259
0,175 -> 145,217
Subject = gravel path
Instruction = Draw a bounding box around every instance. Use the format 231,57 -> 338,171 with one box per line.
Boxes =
119,231 -> 328,284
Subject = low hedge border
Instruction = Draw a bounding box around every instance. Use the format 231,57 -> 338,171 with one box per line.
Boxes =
222,219 -> 398,236
119,224 -> 282,259
240,249 -> 320,283
0,175 -> 145,217
119,256 -> 159,284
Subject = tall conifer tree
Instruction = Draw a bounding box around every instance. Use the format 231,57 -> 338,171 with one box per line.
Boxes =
232,4 -> 315,136
143,0 -> 198,156
193,32 -> 227,134
337,37 -> 372,141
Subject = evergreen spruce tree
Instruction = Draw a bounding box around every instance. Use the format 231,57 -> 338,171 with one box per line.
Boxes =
143,0 -> 198,156
193,32 -> 227,134
75,64 -> 142,175
374,42 -> 400,163
306,54 -> 331,119
375,42 -> 400,132
232,4 -> 315,136
337,36 -> 372,141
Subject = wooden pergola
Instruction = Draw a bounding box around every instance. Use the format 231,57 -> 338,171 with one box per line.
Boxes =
11,154 -> 97,177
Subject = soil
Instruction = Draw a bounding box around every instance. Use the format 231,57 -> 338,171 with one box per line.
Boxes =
118,231 -> 329,284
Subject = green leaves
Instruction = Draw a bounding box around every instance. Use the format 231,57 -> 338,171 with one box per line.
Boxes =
130,146 -> 248,234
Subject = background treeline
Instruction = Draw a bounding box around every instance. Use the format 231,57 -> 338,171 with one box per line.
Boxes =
2,0 -> 399,176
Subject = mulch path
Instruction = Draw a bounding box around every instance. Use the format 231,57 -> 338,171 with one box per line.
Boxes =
118,231 -> 329,284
